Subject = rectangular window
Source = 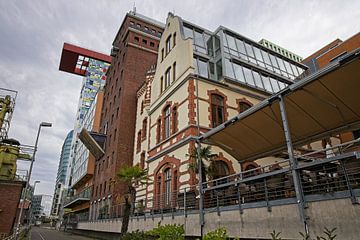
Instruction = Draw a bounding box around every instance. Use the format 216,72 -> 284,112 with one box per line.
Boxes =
194,30 -> 205,48
164,107 -> 171,139
269,77 -> 280,92
136,131 -> 141,152
197,59 -> 208,78
173,32 -> 176,47
161,49 -> 164,61
160,76 -> 163,93
224,58 -> 234,79
183,26 -> 193,39
166,36 -> 171,54
242,66 -> 255,86
211,94 -> 225,127
235,39 -> 247,56
165,68 -> 171,88
244,42 -> 255,58
261,75 -> 273,92
226,34 -> 237,50
233,63 -> 245,83
173,62 -> 176,82
252,71 -> 264,89
156,119 -> 161,143
269,54 -> 279,68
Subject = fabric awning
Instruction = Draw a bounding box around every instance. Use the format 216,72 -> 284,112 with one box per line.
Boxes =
200,49 -> 360,162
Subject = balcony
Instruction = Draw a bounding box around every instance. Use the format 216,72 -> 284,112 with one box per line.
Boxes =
64,187 -> 91,209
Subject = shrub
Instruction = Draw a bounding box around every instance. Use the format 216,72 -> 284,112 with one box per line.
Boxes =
203,227 -> 228,240
147,223 -> 185,240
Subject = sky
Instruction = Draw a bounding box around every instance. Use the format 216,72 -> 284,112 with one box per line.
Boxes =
1,0 -> 359,196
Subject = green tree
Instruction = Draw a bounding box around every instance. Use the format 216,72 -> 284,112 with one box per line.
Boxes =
187,145 -> 218,185
116,165 -> 150,234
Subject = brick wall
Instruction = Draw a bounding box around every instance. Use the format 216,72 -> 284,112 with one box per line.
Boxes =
0,180 -> 24,238
91,14 -> 163,207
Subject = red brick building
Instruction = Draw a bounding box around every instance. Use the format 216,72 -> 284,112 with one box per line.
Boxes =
302,32 -> 360,73
89,11 -> 164,219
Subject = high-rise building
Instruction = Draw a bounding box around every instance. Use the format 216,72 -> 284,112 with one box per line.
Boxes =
58,43 -> 111,223
259,39 -> 303,63
89,11 -> 164,219
51,130 -> 73,217
32,195 -> 52,220
63,90 -> 104,221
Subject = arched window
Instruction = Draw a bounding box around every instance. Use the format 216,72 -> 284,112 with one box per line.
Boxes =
210,161 -> 229,185
164,168 -> 172,206
243,162 -> 260,178
211,94 -> 225,127
163,106 -> 171,139
239,102 -> 252,113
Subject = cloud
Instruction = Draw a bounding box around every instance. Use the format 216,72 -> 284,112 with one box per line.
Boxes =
1,0 -> 359,196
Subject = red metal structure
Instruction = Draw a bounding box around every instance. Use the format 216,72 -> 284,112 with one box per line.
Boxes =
59,43 -> 112,76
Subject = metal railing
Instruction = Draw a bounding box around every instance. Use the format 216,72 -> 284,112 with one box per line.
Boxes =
84,140 -> 360,222
64,187 -> 92,207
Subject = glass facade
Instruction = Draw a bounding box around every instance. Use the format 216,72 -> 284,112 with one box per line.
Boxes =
223,33 -> 304,80
183,22 -> 307,94
55,130 -> 73,185
72,95 -> 97,186
75,59 -> 109,132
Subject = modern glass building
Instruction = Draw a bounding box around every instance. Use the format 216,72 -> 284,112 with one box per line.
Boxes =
51,130 -> 73,216
67,58 -> 109,187
55,130 -> 73,185
183,22 -> 307,95
71,92 -> 100,186
32,194 -> 52,219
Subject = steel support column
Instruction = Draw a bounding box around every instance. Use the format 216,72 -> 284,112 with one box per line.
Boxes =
278,95 -> 308,233
196,140 -> 205,239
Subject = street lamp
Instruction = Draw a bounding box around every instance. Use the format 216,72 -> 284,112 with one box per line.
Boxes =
15,122 -> 52,239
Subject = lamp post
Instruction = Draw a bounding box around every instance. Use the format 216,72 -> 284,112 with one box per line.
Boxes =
15,122 -> 52,239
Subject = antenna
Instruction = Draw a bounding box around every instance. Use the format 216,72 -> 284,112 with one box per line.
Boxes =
133,2 -> 136,14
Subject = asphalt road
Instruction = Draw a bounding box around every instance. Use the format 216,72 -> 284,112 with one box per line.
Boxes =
30,227 -> 98,240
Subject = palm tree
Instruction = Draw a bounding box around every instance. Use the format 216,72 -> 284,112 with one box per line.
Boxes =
187,145 -> 218,186
116,165 -> 149,234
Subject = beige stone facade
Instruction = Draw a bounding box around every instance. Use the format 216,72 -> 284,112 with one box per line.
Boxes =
132,14 -> 281,209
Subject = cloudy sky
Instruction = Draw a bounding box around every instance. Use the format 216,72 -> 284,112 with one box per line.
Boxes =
1,0 -> 359,196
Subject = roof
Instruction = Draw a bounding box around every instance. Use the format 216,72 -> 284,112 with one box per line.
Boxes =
200,49 -> 360,162
59,43 -> 112,77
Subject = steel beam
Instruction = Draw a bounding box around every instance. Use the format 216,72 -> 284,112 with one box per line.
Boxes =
278,95 -> 308,234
